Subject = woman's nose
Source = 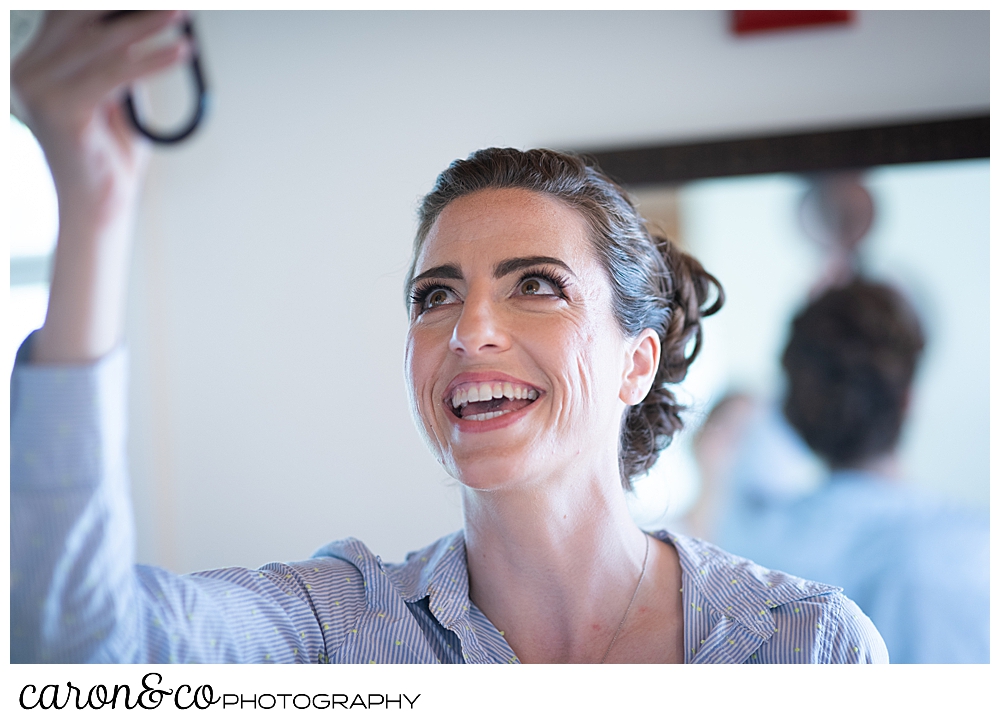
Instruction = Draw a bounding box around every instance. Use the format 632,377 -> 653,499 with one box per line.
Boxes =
449,293 -> 510,356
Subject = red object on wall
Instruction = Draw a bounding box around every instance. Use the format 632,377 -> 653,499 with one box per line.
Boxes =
731,10 -> 854,35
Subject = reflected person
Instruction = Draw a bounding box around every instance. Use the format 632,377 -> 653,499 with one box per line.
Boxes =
701,280 -> 989,663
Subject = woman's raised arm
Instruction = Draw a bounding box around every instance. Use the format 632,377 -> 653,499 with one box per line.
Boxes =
12,10 -> 190,363
10,12 -> 370,664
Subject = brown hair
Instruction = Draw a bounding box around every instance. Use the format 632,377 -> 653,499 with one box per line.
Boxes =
782,279 -> 925,469
407,148 -> 723,488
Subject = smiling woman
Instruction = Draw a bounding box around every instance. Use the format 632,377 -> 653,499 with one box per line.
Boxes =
407,150 -> 722,489
11,12 -> 888,664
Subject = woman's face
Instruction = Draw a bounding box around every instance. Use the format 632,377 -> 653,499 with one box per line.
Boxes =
405,188 -> 657,492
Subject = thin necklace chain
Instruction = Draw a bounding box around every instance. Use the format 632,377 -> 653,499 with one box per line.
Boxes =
600,533 -> 650,664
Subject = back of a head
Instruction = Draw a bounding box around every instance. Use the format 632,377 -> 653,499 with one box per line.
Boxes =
781,279 -> 926,469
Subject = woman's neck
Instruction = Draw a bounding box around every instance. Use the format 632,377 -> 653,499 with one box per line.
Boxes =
460,463 -> 651,662
837,451 -> 902,481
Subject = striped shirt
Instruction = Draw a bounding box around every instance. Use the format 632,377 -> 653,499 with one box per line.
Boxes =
10,343 -> 887,664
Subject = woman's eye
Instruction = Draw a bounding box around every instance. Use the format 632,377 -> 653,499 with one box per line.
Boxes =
422,288 -> 454,310
518,277 -> 558,296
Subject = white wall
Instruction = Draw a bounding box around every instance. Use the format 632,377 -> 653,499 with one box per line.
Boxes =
124,10 -> 989,571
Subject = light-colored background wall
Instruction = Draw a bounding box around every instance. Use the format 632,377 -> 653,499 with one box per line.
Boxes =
61,10 -> 989,572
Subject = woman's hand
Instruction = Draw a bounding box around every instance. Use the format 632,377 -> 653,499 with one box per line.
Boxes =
12,11 -> 191,363
13,10 -> 190,227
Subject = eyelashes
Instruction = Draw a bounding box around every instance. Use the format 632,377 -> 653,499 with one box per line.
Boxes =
409,283 -> 452,310
409,266 -> 570,313
521,268 -> 570,297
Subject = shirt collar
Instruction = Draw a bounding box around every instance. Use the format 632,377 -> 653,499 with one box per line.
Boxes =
315,531 -> 477,630
323,528 -> 841,664
662,530 -> 839,661
384,530 -> 466,601
382,529 -> 479,634
390,528 -> 839,636
385,531 -> 515,663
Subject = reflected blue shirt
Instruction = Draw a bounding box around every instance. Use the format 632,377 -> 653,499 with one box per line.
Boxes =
717,439 -> 990,663
11,344 -> 887,664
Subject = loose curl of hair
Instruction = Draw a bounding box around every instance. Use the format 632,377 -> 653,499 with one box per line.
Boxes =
407,148 -> 724,489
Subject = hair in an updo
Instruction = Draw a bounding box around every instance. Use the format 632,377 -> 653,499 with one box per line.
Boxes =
408,148 -> 724,489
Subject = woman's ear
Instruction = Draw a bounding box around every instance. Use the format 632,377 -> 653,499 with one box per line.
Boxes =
620,329 -> 660,405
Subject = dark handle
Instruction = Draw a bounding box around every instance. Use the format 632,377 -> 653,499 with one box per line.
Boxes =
104,11 -> 209,145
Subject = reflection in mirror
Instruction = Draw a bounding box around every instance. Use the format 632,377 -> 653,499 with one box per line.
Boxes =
625,158 -> 988,532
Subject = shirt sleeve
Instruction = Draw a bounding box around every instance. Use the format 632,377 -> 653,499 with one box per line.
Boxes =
10,338 -> 358,663
824,594 -> 890,664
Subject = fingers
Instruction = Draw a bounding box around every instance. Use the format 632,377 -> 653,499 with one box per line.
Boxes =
13,10 -> 193,134
14,11 -> 187,86
45,11 -> 188,85
95,10 -> 188,59
77,39 -> 192,107
27,10 -> 108,54
14,11 -> 139,71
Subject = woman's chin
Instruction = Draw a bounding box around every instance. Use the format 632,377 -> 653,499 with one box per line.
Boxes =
449,454 -> 539,494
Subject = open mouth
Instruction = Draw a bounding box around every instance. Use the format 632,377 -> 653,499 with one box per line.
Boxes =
447,381 -> 541,422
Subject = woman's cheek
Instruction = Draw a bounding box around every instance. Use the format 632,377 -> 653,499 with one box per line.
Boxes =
403,337 -> 427,422
565,332 -> 609,422
407,334 -> 445,445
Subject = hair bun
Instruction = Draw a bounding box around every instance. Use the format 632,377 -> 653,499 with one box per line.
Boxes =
619,235 -> 724,483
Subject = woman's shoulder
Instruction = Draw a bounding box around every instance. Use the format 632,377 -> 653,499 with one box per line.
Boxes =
309,530 -> 468,602
654,530 -> 888,663
659,529 -> 841,603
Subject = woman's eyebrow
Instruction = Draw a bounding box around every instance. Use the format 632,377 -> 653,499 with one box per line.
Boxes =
493,256 -> 575,279
409,264 -> 463,290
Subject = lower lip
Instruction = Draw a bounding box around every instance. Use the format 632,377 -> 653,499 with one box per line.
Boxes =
446,397 -> 541,433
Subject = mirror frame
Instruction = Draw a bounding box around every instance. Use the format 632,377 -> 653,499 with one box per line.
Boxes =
578,113 -> 988,187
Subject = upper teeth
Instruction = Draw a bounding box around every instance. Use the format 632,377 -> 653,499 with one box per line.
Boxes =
451,382 -> 539,409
